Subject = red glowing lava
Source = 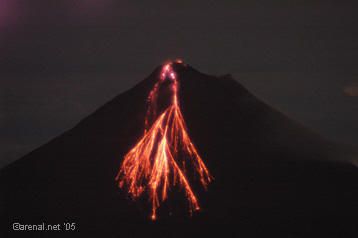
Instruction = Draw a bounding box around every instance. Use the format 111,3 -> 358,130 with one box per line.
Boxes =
115,61 -> 212,220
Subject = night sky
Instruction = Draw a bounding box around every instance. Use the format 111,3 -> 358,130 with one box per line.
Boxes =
1,1 -> 357,167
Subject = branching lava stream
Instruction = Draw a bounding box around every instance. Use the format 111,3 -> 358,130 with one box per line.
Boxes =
115,61 -> 212,220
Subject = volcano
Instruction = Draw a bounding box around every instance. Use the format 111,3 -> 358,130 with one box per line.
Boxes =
1,62 -> 358,237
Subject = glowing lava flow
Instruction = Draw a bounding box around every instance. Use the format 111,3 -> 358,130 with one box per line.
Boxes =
115,61 -> 212,220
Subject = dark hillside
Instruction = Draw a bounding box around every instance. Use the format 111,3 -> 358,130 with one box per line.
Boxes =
1,63 -> 357,237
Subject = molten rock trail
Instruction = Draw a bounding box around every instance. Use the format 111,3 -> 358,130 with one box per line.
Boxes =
115,61 -> 212,220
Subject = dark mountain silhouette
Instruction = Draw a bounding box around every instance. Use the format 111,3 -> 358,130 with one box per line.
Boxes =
1,63 -> 357,237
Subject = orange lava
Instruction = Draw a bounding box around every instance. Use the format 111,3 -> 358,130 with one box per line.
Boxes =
115,61 -> 212,220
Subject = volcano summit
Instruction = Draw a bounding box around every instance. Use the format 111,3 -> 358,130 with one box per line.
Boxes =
1,62 -> 358,237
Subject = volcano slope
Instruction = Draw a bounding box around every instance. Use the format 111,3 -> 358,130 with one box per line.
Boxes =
1,63 -> 357,237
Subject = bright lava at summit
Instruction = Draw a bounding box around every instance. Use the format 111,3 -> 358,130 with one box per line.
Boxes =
115,60 -> 213,220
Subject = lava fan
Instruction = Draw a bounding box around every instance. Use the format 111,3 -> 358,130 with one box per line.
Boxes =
115,60 -> 213,220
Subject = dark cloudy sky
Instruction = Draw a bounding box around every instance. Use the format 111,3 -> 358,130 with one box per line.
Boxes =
1,0 -> 357,167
